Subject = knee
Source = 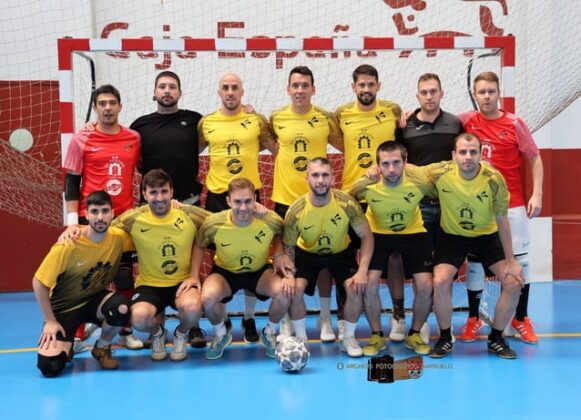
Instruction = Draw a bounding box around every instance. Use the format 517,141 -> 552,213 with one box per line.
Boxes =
202,290 -> 221,309
433,276 -> 450,291
37,352 -> 67,378
502,276 -> 522,296
415,278 -> 433,296
101,293 -> 131,327
131,306 -> 152,330
180,296 -> 203,316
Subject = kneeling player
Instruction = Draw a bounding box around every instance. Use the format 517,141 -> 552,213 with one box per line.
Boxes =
114,169 -> 210,362
193,178 -> 293,360
33,191 -> 132,377
284,157 -> 373,357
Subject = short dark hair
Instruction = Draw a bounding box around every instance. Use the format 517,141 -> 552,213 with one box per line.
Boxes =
417,73 -> 442,90
376,141 -> 407,163
155,71 -> 181,90
307,156 -> 332,169
352,64 -> 379,83
227,177 -> 256,195
93,84 -> 121,105
142,169 -> 173,191
454,133 -> 482,150
85,190 -> 112,209
288,66 -> 314,86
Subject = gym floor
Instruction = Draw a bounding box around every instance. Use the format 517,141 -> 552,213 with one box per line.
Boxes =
1,281 -> 579,420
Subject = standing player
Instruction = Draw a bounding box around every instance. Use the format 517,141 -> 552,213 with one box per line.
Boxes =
458,72 -> 543,344
283,157 -> 374,357
349,142 -> 435,356
34,191 -> 132,377
198,73 -> 277,343
130,71 -> 206,348
335,64 -> 406,346
427,133 -> 524,359
113,169 -> 209,361
270,66 -> 343,342
63,84 -> 141,350
192,178 -> 292,360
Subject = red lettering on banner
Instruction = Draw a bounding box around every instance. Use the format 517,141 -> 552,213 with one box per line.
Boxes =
249,36 -> 271,59
275,36 -> 299,69
155,24 -> 173,70
218,22 -> 245,59
331,25 -> 351,59
137,36 -> 158,59
101,22 -> 129,58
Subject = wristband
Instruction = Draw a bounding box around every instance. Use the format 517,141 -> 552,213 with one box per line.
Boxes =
66,212 -> 79,226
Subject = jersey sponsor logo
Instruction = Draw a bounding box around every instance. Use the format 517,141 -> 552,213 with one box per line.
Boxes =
344,121 -> 354,125
415,124 -> 426,131
293,135 -> 308,153
307,116 -> 319,128
91,147 -> 103,152
76,261 -> 87,266
304,225 -> 314,230
357,152 -> 373,168
441,188 -> 453,193
174,217 -> 184,231
106,179 -> 123,196
227,139 -> 241,155
403,192 -> 416,204
140,227 -> 152,232
208,128 -> 216,133
476,191 -> 489,203
316,233 -> 333,254
375,111 -> 386,123
161,260 -> 178,275
293,156 -> 308,172
357,134 -> 372,149
227,158 -> 243,174
220,242 -> 232,247
240,119 -> 252,129
370,198 -> 382,203
255,230 -> 266,243
458,204 -> 476,231
389,210 -> 406,232
277,125 -> 286,130
330,213 -> 342,226
180,121 -> 188,126
238,252 -> 254,270
161,242 -> 176,257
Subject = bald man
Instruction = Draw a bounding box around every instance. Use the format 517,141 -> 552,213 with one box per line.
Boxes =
198,73 -> 277,342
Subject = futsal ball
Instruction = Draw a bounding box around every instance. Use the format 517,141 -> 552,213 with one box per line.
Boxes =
275,336 -> 310,373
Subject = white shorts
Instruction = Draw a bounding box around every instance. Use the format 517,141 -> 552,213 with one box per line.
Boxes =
508,206 -> 530,255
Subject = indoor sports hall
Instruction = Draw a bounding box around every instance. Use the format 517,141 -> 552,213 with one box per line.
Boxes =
1,1 -> 579,419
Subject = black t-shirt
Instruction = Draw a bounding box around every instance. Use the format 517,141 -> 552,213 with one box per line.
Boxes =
396,109 -> 463,166
131,109 -> 203,201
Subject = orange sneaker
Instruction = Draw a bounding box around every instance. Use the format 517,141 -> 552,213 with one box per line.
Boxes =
511,317 -> 538,344
458,317 -> 483,342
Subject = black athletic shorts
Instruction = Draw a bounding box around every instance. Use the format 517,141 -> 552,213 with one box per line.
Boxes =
210,264 -> 271,304
274,202 -> 289,220
435,230 -> 505,270
132,284 -> 191,314
205,189 -> 262,213
369,232 -> 433,274
294,248 -> 356,296
52,289 -> 112,342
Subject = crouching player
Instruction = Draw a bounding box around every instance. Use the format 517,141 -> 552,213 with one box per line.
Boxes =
33,191 -> 132,377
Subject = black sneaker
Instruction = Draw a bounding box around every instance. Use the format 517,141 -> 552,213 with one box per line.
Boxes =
242,318 -> 259,343
189,326 -> 208,349
488,335 -> 517,359
429,337 -> 453,358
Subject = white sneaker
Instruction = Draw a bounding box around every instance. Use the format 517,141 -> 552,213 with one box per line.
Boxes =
389,317 -> 405,342
151,327 -> 168,361
340,336 -> 363,358
338,319 -> 346,341
318,318 -> 336,343
73,338 -> 90,353
119,333 -> 144,350
170,329 -> 188,362
419,322 -> 430,344
277,313 -> 295,343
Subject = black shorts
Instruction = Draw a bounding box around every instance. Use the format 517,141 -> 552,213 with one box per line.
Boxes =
205,189 -> 262,213
52,289 -> 112,342
435,230 -> 505,270
132,284 -> 189,314
274,202 -> 289,219
369,233 -> 433,275
211,265 -> 271,304
294,248 -> 356,296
